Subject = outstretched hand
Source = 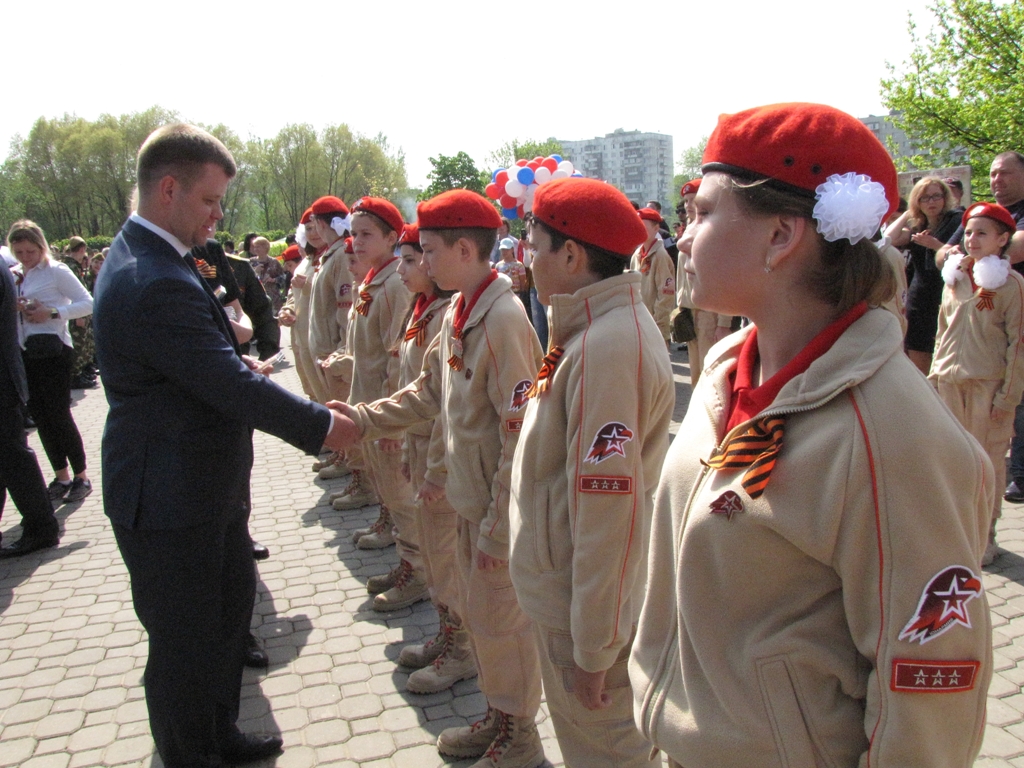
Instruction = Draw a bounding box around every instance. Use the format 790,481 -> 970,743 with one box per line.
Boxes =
324,401 -> 362,452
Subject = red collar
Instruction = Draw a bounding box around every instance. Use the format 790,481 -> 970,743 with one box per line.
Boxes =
453,271 -> 498,337
362,256 -> 398,288
412,292 -> 436,322
726,302 -> 868,432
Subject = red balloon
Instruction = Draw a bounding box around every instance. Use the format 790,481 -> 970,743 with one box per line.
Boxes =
515,159 -> 528,167
517,203 -> 526,219
533,156 -> 544,164
542,157 -> 558,172
527,161 -> 541,170
496,170 -> 509,186
486,183 -> 501,200
500,194 -> 518,209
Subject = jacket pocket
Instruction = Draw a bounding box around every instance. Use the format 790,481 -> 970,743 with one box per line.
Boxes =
534,481 -> 556,573
756,656 -> 819,768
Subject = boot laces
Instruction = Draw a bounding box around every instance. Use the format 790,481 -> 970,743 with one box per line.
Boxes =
392,559 -> 414,589
470,707 -> 497,734
484,711 -> 512,758
369,506 -> 391,534
429,618 -> 457,669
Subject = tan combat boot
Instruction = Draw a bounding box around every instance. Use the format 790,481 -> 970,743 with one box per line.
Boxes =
351,503 -> 388,542
331,470 -> 377,509
406,616 -> 476,693
356,508 -> 394,549
317,452 -> 350,480
437,707 -> 500,760
469,711 -> 544,768
398,606 -> 451,668
373,559 -> 428,612
366,563 -> 401,595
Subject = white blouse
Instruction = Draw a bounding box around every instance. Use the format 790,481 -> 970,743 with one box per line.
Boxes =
13,257 -> 93,348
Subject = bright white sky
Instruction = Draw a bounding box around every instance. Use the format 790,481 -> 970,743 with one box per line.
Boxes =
3,0 -> 936,188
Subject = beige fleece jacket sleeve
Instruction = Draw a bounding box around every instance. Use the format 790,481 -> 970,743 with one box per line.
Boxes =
424,410 -> 447,488
352,335 -> 442,440
382,278 -> 413,397
652,251 -> 675,341
995,273 -> 1024,412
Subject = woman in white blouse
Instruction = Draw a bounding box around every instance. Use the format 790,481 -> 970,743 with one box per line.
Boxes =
8,220 -> 94,504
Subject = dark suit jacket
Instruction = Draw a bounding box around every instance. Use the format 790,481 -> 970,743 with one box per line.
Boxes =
0,263 -> 28,404
93,219 -> 330,530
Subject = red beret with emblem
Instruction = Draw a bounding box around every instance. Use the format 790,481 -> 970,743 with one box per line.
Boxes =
533,177 -> 647,259
311,196 -> 349,217
351,196 -> 404,235
300,207 -> 314,225
399,222 -> 420,247
703,103 -> 899,222
962,201 -> 1017,232
344,236 -> 354,254
680,179 -> 701,196
281,244 -> 301,262
418,189 -> 502,230
638,207 -> 663,224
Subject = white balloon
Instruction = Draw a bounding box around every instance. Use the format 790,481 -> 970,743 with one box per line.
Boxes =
557,160 -> 574,174
524,197 -> 534,213
551,169 -> 570,180
533,166 -> 552,185
524,185 -> 537,201
505,179 -> 525,197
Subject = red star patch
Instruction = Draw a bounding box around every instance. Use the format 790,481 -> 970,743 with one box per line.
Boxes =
709,490 -> 744,520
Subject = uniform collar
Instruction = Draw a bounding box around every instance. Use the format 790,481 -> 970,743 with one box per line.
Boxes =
548,272 -> 643,345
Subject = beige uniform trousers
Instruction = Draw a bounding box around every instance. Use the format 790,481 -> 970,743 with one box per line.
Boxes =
534,625 -> 658,768
688,309 -> 721,388
937,379 -> 1012,525
292,341 -> 323,403
364,441 -> 421,571
407,433 -> 459,613
456,518 -> 542,718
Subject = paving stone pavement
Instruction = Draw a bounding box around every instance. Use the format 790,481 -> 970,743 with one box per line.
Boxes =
1,332 -> 1023,767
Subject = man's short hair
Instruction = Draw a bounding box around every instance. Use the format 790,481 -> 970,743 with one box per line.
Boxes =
645,200 -> 662,212
994,151 -> 1024,170
68,236 -> 87,252
436,228 -> 498,261
533,219 -> 626,280
136,123 -> 236,194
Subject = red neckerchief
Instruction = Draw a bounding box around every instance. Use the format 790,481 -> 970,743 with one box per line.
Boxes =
961,257 -> 997,310
405,293 -> 438,346
638,240 -> 656,274
448,271 -> 498,370
726,301 -> 868,432
355,256 -> 398,316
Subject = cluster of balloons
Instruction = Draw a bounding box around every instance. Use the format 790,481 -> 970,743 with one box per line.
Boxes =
485,155 -> 583,219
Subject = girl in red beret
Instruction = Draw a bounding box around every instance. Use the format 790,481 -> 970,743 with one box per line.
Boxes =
630,103 -> 993,768
930,202 -> 1024,566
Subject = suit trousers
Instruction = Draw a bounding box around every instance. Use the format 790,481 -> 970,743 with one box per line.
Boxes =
0,382 -> 59,539
455,517 -> 542,718
407,432 -> 458,611
113,505 -> 256,768
534,624 -> 657,768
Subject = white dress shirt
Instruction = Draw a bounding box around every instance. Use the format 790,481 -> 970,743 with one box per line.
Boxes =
13,257 -> 93,349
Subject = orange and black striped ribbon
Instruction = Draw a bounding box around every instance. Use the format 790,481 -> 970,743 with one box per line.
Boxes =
354,290 -> 373,316
405,312 -> 435,346
526,345 -> 565,398
977,290 -> 996,311
447,329 -> 465,371
701,416 -> 785,499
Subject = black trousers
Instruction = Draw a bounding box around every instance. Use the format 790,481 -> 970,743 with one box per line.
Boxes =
113,505 -> 256,768
0,382 -> 59,539
22,343 -> 87,475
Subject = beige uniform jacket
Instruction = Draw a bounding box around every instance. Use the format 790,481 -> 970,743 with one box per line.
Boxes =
630,308 -> 993,768
282,257 -> 316,348
307,239 -> 354,360
630,238 -> 675,341
509,273 -> 674,672
348,258 -> 412,405
398,294 -> 451,487
877,238 -> 909,338
350,273 -> 542,559
929,265 -> 1024,412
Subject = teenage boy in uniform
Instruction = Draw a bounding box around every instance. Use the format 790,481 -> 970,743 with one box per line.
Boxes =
510,178 -> 673,767
630,208 -> 675,347
331,189 -> 546,768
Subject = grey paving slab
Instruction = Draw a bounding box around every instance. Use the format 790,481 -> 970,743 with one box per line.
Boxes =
0,330 -> 1021,766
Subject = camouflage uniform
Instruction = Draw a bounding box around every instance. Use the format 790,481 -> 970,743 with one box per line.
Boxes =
62,256 -> 95,381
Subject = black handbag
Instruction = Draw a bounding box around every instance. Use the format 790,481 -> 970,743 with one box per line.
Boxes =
23,333 -> 65,359
672,308 -> 697,343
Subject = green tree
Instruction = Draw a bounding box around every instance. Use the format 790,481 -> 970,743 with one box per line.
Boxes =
671,136 -> 708,210
881,0 -> 1024,188
420,152 -> 485,200
486,138 -> 564,171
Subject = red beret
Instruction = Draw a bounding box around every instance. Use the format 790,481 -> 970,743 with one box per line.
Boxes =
638,207 -> 663,224
282,244 -> 301,262
963,202 -> 1017,232
418,189 -> 502,230
398,222 -> 420,247
311,196 -> 349,217
680,179 -> 701,196
344,236 -> 354,255
533,177 -> 647,258
300,207 -> 314,225
351,196 -> 404,235
703,103 -> 899,219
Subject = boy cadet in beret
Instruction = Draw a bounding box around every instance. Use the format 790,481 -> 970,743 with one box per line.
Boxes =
631,207 -> 676,347
331,189 -> 546,768
511,178 -> 674,767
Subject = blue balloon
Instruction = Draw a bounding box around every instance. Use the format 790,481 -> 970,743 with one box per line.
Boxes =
551,154 -> 563,163
517,167 -> 535,185
501,206 -> 519,219
492,168 -> 505,182
571,172 -> 583,177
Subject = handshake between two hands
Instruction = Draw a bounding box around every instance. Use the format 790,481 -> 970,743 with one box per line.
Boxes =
324,400 -> 362,452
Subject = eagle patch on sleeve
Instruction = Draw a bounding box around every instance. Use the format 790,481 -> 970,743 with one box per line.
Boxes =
898,565 -> 983,645
584,422 -> 634,464
509,380 -> 532,412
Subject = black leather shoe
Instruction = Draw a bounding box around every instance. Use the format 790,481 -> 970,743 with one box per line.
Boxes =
219,731 -> 283,764
1006,481 -> 1024,503
244,633 -> 269,668
0,536 -> 59,558
251,541 -> 269,560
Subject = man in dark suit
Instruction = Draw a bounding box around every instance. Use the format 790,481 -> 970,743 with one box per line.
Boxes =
0,260 -> 60,556
93,123 -> 353,768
